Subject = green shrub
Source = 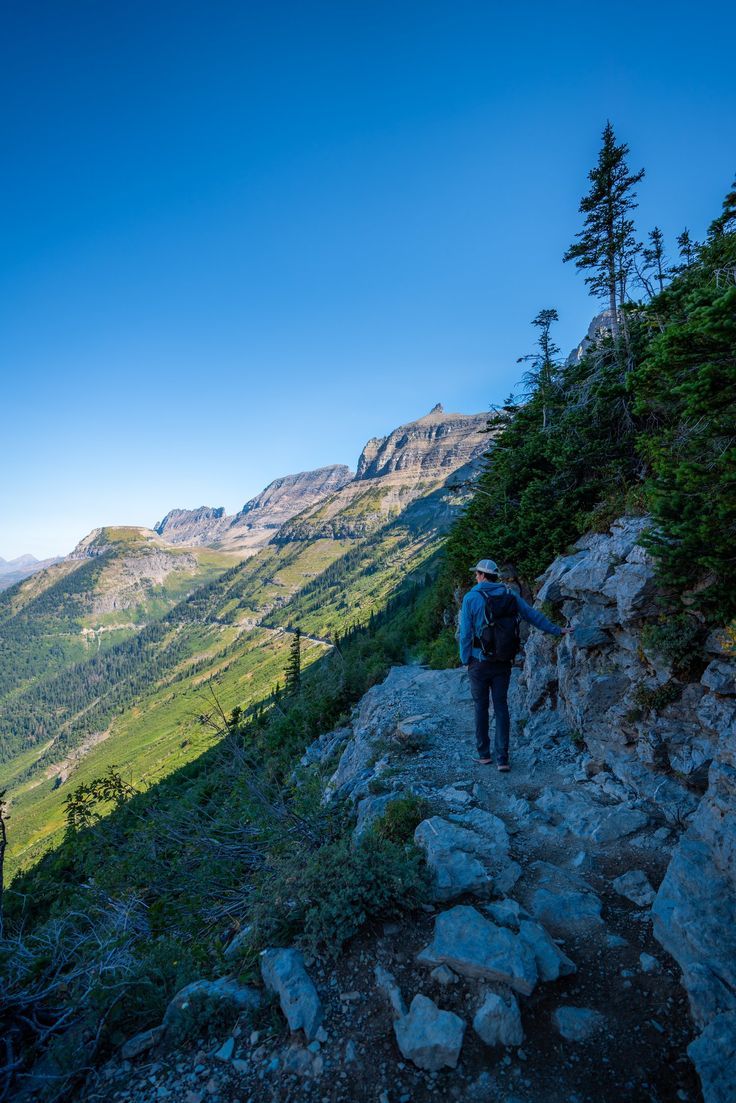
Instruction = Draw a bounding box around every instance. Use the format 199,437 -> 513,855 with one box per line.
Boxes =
423,627 -> 458,669
250,833 -> 430,959
641,614 -> 703,673
632,680 -> 682,713
371,794 -> 432,844
163,990 -> 242,1049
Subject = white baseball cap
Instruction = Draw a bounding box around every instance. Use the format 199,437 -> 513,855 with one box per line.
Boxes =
471,559 -> 499,575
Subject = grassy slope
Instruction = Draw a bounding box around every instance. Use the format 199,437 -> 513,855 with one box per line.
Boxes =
4,502 -> 445,879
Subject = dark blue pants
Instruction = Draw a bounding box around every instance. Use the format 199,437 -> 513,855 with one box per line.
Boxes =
468,659 -> 512,764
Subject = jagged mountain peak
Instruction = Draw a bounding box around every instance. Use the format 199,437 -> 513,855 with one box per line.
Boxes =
355,406 -> 488,481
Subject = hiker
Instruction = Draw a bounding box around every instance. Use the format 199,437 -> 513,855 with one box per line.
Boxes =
459,558 -> 570,772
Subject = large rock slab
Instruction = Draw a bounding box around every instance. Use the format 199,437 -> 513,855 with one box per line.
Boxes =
473,991 -> 524,1047
591,806 -> 649,843
417,905 -> 538,995
163,978 -> 261,1027
260,948 -> 323,1041
414,816 -> 507,900
531,887 -> 603,933
701,661 -> 735,696
688,1011 -> 736,1103
394,994 -> 466,1071
414,816 -> 493,901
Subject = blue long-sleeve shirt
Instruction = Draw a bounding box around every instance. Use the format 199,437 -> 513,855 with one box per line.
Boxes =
458,581 -> 563,664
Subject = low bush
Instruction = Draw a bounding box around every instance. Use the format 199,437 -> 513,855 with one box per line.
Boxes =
249,832 -> 430,959
371,794 -> 432,844
632,680 -> 682,713
641,614 -> 703,674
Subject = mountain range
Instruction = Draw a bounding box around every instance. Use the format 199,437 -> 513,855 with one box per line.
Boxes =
0,404 -> 491,876
0,553 -> 61,591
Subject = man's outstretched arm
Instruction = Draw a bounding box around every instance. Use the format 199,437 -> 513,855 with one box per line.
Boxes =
515,594 -> 565,635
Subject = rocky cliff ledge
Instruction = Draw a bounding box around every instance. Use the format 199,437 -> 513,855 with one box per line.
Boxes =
101,514 -> 734,1102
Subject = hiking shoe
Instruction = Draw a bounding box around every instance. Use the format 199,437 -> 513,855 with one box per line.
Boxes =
474,757 -> 493,766
497,763 -> 510,773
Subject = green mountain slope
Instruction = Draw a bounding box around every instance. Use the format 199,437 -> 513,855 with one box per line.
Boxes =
2,417 -> 485,879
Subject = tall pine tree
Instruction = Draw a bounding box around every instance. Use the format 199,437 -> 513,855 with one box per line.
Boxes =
563,122 -> 644,345
284,628 -> 302,695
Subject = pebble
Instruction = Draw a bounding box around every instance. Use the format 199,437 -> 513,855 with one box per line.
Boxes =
639,952 -> 660,974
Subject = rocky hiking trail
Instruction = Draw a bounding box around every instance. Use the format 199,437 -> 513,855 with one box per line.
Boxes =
91,662 -> 704,1103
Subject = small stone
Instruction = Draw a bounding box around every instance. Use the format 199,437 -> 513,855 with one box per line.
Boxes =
552,1006 -> 605,1042
639,953 -> 660,974
394,994 -> 466,1071
612,869 -> 656,907
214,1037 -> 235,1062
121,1027 -> 162,1060
473,991 -> 524,1047
375,964 -> 408,1018
430,965 -> 459,986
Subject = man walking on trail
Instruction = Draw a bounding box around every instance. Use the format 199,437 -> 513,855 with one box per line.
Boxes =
459,559 -> 569,772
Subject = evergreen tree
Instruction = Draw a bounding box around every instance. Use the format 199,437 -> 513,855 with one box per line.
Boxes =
285,628 -> 302,695
676,228 -> 698,269
563,122 -> 645,344
640,226 -> 667,296
518,308 -> 561,430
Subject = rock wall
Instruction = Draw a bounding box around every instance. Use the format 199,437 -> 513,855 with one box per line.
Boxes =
512,514 -> 736,1096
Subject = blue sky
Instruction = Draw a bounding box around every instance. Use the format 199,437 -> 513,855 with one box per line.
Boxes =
1,1 -> 734,559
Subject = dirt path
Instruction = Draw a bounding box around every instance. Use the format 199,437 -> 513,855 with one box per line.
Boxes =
87,665 -> 702,1103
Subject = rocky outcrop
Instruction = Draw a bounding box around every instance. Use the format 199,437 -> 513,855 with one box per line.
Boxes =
65,527 -> 201,613
510,513 -> 736,1099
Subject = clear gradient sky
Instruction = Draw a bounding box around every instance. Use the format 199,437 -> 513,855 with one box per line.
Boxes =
2,1 -> 734,559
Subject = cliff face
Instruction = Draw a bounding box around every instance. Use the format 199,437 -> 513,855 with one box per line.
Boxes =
154,465 -> 354,554
355,404 -> 488,480
154,507 -> 228,547
278,407 -> 490,542
509,515 -> 736,1099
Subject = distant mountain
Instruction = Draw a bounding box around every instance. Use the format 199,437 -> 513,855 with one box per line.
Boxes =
0,552 -> 62,591
278,405 -> 491,541
154,464 -> 354,553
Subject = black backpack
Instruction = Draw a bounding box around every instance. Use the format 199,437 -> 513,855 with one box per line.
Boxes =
475,590 -> 521,661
